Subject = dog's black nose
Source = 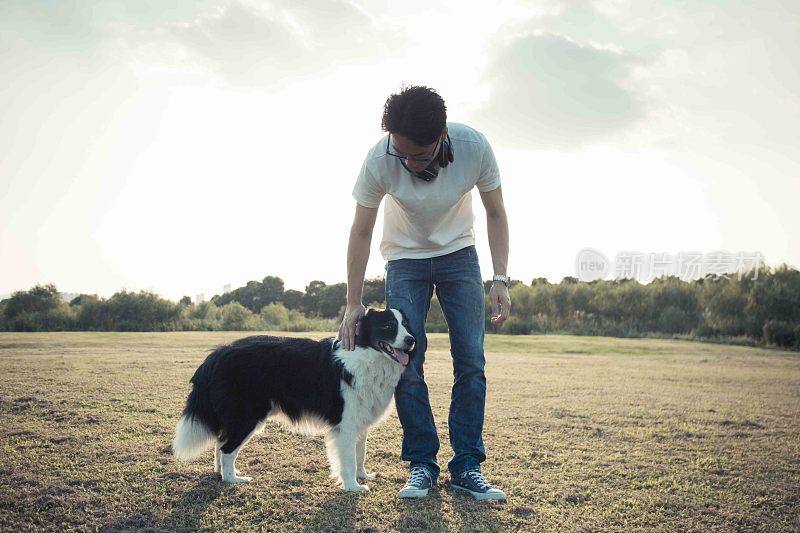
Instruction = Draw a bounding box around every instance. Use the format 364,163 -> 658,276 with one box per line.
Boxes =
404,335 -> 415,347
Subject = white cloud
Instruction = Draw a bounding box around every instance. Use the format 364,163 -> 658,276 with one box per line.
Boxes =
160,1 -> 405,88
471,31 -> 646,148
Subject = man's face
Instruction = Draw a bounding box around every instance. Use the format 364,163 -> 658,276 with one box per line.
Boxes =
390,132 -> 444,172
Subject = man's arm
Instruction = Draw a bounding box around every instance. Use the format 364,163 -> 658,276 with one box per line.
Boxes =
479,186 -> 510,325
339,202 -> 379,349
480,186 -> 509,276
346,203 -> 378,304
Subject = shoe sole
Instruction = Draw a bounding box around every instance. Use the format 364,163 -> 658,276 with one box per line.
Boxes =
451,484 -> 507,501
398,483 -> 440,499
397,488 -> 430,499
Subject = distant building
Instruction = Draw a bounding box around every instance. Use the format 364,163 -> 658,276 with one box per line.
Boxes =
195,293 -> 205,304
223,284 -> 231,294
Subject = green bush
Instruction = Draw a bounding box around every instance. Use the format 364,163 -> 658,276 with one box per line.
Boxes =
220,302 -> 258,331
692,324 -> 718,339
1,301 -> 74,331
74,295 -> 111,330
763,320 -> 796,348
4,311 -> 41,332
657,306 -> 697,334
503,316 -> 534,335
40,306 -> 74,331
259,303 -> 289,329
3,283 -> 62,320
2,263 -> 798,350
189,301 -> 220,321
260,302 -> 290,329
106,290 -> 181,331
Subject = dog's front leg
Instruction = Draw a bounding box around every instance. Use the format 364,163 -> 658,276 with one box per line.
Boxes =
335,428 -> 369,492
356,431 -> 376,481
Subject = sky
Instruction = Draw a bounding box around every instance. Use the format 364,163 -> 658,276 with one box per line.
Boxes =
1,0 -> 798,301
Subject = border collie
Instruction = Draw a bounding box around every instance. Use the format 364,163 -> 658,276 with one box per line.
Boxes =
171,308 -> 415,492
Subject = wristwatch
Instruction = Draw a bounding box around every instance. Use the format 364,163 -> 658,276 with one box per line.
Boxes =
492,274 -> 511,287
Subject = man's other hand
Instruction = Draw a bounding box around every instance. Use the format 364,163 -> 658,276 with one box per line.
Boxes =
489,282 -> 511,326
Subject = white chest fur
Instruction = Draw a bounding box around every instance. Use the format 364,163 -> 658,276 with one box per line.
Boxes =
333,345 -> 406,431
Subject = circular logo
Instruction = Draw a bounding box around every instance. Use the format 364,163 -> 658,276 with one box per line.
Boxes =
575,248 -> 610,282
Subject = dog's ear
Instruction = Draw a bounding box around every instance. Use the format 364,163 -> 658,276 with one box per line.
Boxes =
353,313 -> 371,348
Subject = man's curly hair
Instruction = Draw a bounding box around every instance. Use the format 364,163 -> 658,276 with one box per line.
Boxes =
381,85 -> 447,146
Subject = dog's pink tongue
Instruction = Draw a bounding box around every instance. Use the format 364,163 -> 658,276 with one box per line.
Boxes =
396,350 -> 409,366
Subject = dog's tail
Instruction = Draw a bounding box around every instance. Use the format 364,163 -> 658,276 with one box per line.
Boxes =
172,360 -> 219,461
172,413 -> 215,462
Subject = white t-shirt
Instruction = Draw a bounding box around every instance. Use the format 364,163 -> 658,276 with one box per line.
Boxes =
351,122 -> 501,260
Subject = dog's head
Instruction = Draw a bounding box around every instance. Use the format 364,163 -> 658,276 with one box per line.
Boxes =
355,307 -> 416,366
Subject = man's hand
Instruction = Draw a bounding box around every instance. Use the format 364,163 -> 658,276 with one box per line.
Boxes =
489,282 -> 511,326
338,303 -> 366,351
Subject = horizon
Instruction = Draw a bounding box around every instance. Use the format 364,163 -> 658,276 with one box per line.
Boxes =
3,256 -> 792,305
2,1 -> 798,301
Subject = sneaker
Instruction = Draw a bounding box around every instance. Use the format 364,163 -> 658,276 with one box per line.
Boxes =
397,465 -> 437,499
450,469 -> 507,501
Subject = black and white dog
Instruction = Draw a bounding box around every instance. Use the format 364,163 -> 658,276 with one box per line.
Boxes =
172,308 -> 415,492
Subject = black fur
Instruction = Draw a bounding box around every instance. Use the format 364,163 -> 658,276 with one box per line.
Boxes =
182,336 -> 352,453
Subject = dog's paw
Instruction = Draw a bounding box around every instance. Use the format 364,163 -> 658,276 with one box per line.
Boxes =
356,471 -> 377,481
343,483 -> 370,492
222,475 -> 252,484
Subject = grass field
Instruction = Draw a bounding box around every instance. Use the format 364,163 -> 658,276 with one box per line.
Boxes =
0,331 -> 798,532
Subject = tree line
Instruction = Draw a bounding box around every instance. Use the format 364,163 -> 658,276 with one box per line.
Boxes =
1,264 -> 798,349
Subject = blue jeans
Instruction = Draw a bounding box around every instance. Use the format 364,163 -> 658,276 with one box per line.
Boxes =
385,244 -> 487,478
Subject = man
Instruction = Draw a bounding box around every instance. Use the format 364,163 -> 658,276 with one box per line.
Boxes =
337,85 -> 511,501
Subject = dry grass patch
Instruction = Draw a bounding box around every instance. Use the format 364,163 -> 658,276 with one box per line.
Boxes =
0,331 -> 798,531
